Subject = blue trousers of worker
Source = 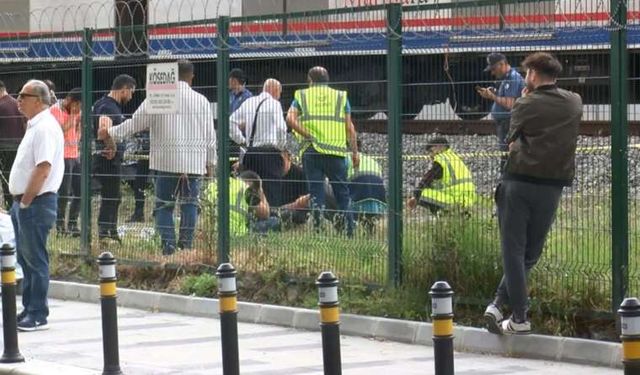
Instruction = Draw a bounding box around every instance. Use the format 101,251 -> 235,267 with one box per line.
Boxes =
11,193 -> 57,320
302,147 -> 354,236
154,171 -> 201,255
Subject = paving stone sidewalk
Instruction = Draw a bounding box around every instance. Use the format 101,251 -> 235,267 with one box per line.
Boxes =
0,298 -> 620,374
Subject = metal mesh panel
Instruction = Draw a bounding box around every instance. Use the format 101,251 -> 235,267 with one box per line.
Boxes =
0,0 -> 637,327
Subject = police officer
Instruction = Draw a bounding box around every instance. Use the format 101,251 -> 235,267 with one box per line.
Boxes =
407,137 -> 477,214
286,66 -> 359,236
476,53 -> 525,173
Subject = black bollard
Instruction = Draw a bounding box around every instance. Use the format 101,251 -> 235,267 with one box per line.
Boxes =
216,263 -> 239,375
430,281 -> 454,375
98,251 -> 123,375
316,271 -> 342,375
0,243 -> 24,363
619,297 -> 640,375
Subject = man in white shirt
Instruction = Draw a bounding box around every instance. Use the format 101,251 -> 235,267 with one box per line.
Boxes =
10,79 -> 64,331
98,60 -> 216,255
230,78 -> 287,206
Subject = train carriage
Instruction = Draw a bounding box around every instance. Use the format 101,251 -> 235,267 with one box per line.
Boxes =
0,0 -> 637,121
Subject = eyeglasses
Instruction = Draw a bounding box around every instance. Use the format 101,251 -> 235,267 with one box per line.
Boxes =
17,92 -> 40,100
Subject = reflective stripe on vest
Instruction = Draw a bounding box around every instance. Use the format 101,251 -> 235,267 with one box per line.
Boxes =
296,86 -> 348,156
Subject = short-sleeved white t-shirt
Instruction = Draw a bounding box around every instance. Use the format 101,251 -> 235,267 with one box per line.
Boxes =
9,108 -> 64,196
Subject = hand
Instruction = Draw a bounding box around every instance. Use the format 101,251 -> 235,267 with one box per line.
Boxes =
102,147 -> 116,160
70,102 -> 81,115
508,142 -> 515,152
97,126 -> 108,140
407,197 -> 417,210
351,152 -> 360,169
97,116 -> 113,140
476,87 -> 496,100
521,87 -> 530,97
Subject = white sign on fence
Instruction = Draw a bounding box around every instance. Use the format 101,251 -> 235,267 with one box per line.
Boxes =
146,62 -> 178,114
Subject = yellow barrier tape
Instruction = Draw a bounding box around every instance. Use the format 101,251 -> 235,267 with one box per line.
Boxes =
1,270 -> 15,284
320,306 -> 340,324
100,281 -> 117,297
368,144 -> 640,161
219,296 -> 238,313
433,319 -> 454,337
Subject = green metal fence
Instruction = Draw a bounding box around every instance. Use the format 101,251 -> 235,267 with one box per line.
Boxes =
0,0 -> 638,322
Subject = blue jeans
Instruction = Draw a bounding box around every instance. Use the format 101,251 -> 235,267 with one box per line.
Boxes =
302,147 -> 354,236
11,193 -> 57,320
250,216 -> 281,234
154,172 -> 201,254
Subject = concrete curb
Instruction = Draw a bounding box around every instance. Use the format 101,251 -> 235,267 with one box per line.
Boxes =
41,281 -> 621,369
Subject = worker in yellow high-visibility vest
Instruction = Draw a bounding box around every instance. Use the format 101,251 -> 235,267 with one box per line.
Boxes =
345,140 -> 386,233
407,137 -> 477,214
286,66 -> 359,236
205,170 -> 281,236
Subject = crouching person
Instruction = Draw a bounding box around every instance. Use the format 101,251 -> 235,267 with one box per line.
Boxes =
206,170 -> 280,236
407,137 -> 477,215
345,146 -> 386,233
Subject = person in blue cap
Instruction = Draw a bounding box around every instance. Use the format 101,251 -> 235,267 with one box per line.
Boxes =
476,53 -> 525,174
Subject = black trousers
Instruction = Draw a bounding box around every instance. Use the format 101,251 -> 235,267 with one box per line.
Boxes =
0,149 -> 18,211
57,158 -> 81,231
493,179 -> 563,320
241,147 -> 284,207
125,158 -> 150,214
93,155 -> 122,236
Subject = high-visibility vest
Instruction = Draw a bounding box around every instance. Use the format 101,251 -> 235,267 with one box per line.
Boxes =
205,178 -> 249,236
347,154 -> 383,180
421,149 -> 477,207
294,85 -> 348,157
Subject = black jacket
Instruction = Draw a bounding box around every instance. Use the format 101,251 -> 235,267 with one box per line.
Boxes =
504,84 -> 582,186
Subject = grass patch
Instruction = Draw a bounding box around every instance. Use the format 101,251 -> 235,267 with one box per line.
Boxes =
46,187 -> 639,339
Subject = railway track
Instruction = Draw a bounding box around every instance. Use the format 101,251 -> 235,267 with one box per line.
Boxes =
355,120 -> 640,136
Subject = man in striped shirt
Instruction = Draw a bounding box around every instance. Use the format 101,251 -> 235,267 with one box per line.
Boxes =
99,60 -> 216,255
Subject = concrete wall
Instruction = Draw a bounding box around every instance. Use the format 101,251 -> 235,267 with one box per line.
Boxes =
0,0 -> 30,33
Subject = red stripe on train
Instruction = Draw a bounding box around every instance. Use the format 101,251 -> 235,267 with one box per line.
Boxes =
0,11 -> 637,39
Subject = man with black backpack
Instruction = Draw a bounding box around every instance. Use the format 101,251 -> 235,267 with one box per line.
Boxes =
229,78 -> 287,207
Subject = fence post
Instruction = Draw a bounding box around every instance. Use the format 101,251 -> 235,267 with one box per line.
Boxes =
81,28 -> 94,257
216,16 -> 231,264
386,2 -> 403,288
610,0 -> 629,313
0,244 -> 24,364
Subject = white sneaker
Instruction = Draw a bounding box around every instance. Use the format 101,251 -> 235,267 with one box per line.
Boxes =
483,304 -> 504,335
501,317 -> 531,335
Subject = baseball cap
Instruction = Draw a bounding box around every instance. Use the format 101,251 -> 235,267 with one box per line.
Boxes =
484,53 -> 507,72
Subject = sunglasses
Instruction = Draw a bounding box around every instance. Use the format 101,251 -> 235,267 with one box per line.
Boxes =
17,92 -> 40,100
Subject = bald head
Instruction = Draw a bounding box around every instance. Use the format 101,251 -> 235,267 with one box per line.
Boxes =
263,78 -> 282,100
307,66 -> 329,85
